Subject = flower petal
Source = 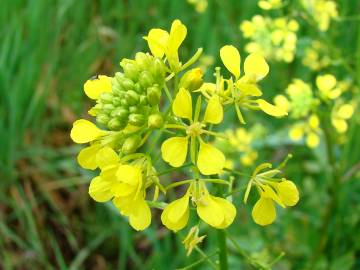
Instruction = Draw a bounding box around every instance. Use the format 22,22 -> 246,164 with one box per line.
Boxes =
306,132 -> 320,148
252,197 -> 276,226
95,146 -> 120,169
84,75 -> 112,100
316,74 -> 336,92
220,45 -> 241,78
257,99 -> 287,117
197,142 -> 225,175
129,197 -> 152,231
211,197 -> 236,229
77,144 -> 101,170
276,180 -> 299,207
244,53 -> 269,82
203,95 -> 223,124
70,119 -> 106,143
337,104 -> 354,119
161,137 -> 189,167
168,19 -> 187,52
196,195 -> 224,228
145,29 -> 169,57
161,193 -> 190,232
116,165 -> 142,186
173,88 -> 193,120
89,176 -> 113,202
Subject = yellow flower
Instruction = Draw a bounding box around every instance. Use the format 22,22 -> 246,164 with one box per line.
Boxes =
258,0 -> 283,10
70,119 -> 108,144
187,0 -> 208,13
144,20 -> 187,72
219,45 -> 287,121
161,181 -> 236,231
316,74 -> 342,100
331,103 -> 355,133
182,226 -> 206,256
161,88 -> 225,175
244,162 -> 299,226
289,114 -> 321,148
302,0 -> 338,32
83,75 -> 112,100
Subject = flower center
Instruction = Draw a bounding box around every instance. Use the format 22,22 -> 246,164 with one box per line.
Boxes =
186,122 -> 204,137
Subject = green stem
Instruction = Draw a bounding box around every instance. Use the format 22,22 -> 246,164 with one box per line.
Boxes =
217,229 -> 228,270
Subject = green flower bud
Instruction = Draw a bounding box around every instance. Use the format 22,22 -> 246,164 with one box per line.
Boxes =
179,68 -> 203,91
128,113 -> 145,126
122,134 -> 142,154
120,99 -> 129,108
121,78 -> 135,90
123,63 -> 140,81
115,72 -> 125,84
125,90 -> 140,105
111,107 -> 129,120
96,114 -> 110,125
139,71 -> 154,89
151,58 -> 166,83
147,85 -> 161,106
134,83 -> 143,94
135,52 -> 152,70
129,106 -> 139,114
139,95 -> 148,106
112,84 -> 124,95
99,92 -> 113,103
112,97 -> 122,106
102,103 -> 115,113
148,113 -> 164,128
108,117 -> 125,131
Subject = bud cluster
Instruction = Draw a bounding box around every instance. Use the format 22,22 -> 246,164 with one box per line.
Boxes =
92,52 -> 166,131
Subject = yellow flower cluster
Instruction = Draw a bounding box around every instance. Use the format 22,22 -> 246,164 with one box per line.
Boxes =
258,0 -> 283,10
70,19 -> 298,233
240,15 -> 299,63
302,41 -> 331,71
301,0 -> 338,31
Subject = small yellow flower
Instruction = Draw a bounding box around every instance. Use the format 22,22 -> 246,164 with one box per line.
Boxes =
161,181 -> 236,231
161,88 -> 225,175
289,114 -> 321,148
182,226 -> 206,256
70,119 -> 108,144
144,20 -> 187,72
258,0 -> 283,10
302,0 -> 338,32
83,75 -> 112,100
331,103 -> 355,133
316,74 -> 342,100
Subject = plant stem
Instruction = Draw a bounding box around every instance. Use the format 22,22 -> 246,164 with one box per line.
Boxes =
217,229 -> 228,270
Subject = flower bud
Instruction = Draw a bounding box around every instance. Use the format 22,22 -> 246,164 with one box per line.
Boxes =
120,99 -> 129,108
99,92 -> 113,103
179,68 -> 203,91
151,58 -> 166,83
148,113 -> 164,128
128,113 -> 145,126
121,78 -> 135,90
111,107 -> 129,120
139,95 -> 148,106
102,103 -> 115,113
125,90 -> 140,105
108,117 -> 125,131
147,85 -> 161,106
135,52 -> 151,69
139,71 -> 154,89
123,63 -> 140,81
115,72 -> 125,84
112,97 -> 122,106
122,134 -> 142,154
134,83 -> 143,93
96,114 -> 110,125
129,106 -> 140,114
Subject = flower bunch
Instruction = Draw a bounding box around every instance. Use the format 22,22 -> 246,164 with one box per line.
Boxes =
301,0 -> 338,32
258,0 -> 284,10
70,19 -> 297,236
240,15 -> 299,63
302,40 -> 331,71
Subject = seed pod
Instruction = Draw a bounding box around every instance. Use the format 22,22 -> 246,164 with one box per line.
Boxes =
108,117 -> 125,131
123,63 -> 140,81
128,113 -> 145,126
179,68 -> 203,91
99,92 -> 113,104
111,107 -> 129,120
139,71 -> 154,89
121,78 -> 135,90
148,113 -> 164,128
151,58 -> 166,83
125,90 -> 140,105
147,85 -> 161,106
96,114 -> 110,126
122,134 -> 142,154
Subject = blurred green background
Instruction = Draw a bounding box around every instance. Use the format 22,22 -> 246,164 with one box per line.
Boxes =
1,0 -> 359,269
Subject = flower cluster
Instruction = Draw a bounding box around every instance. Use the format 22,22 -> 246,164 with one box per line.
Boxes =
258,0 -> 284,10
70,20 -> 298,236
302,40 -> 331,71
301,0 -> 338,32
240,15 -> 299,63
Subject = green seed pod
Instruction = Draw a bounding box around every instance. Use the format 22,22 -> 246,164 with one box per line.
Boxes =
121,78 -> 135,90
111,107 -> 129,120
139,95 -> 148,106
108,117 -> 125,131
151,58 -> 166,83
125,90 -> 140,105
139,71 -> 154,89
96,114 -> 110,126
147,85 -> 161,106
179,68 -> 203,91
134,83 -> 143,94
123,63 -> 140,81
128,113 -> 145,126
99,92 -> 113,104
148,113 -> 164,129
121,134 -> 142,154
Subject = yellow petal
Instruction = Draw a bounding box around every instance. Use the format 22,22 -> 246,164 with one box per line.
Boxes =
161,137 -> 189,167
116,165 -> 142,186
276,180 -> 299,206
289,125 -> 304,141
95,146 -> 119,169
168,19 -> 187,52
84,75 -> 112,100
252,197 -> 276,226
211,197 -> 236,229
173,88 -> 193,120
196,195 -> 224,227
235,82 -> 263,97
88,176 -> 113,202
332,118 -> 348,133
337,104 -> 354,119
257,99 -> 287,117
308,115 -> 319,129
70,119 -> 106,143
306,132 -> 320,148
145,29 -> 169,57
220,45 -> 241,78
316,74 -> 337,92
161,193 -> 190,232
129,197 -> 151,231
261,185 -> 285,208
274,95 -> 290,112
244,53 -> 269,82
77,144 -> 101,170
203,95 -> 223,124
197,142 -> 225,175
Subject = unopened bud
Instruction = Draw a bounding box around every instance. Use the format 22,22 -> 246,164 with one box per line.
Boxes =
139,71 -> 154,89
139,95 -> 148,106
135,52 -> 151,69
115,72 -> 125,84
179,68 -> 203,91
99,92 -> 113,103
122,134 -> 142,154
102,103 -> 115,113
147,85 -> 161,106
125,90 -> 140,105
148,113 -> 164,128
96,114 -> 110,125
121,78 -> 135,90
151,58 -> 166,83
111,108 -> 129,121
108,118 -> 125,131
128,113 -> 145,126
123,63 -> 140,81
134,83 -> 143,93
